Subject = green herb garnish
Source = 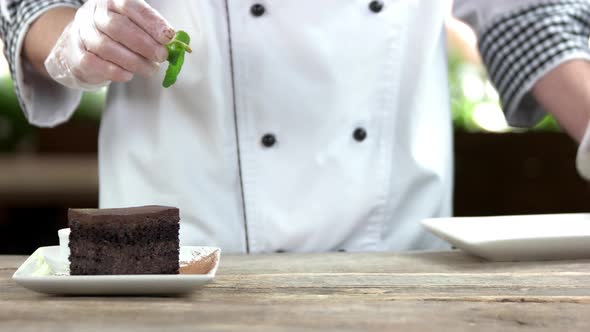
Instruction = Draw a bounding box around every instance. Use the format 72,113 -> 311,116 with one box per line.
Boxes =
163,30 -> 192,88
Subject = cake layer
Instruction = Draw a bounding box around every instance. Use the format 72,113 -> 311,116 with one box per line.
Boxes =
69,220 -> 179,242
69,241 -> 179,258
70,252 -> 179,275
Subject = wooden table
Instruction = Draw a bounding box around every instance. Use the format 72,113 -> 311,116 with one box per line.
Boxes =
2,251 -> 590,331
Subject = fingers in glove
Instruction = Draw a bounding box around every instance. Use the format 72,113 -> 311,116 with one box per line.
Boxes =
73,51 -> 134,84
107,0 -> 175,45
94,9 -> 168,63
79,18 -> 159,77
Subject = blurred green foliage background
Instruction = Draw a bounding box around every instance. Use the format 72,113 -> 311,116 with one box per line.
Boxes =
448,50 -> 560,133
0,75 -> 104,153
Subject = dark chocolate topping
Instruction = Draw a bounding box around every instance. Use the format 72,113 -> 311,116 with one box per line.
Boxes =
69,205 -> 179,224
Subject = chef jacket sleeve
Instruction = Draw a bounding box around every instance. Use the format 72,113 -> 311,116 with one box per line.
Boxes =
0,0 -> 84,127
453,0 -> 590,127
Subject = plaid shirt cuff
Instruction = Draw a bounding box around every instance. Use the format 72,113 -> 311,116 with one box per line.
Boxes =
478,0 -> 590,128
1,0 -> 83,126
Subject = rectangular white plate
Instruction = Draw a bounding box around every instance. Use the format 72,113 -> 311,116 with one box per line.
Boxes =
13,246 -> 221,295
422,213 -> 590,261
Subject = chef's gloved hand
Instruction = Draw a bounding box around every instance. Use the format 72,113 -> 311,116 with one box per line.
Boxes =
44,0 -> 175,91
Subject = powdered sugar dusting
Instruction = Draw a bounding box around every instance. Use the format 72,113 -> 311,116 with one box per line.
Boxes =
179,247 -> 220,275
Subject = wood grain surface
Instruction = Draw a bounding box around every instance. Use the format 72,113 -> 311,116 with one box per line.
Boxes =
2,251 -> 590,331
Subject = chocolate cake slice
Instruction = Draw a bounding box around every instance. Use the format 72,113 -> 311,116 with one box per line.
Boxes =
68,206 -> 180,275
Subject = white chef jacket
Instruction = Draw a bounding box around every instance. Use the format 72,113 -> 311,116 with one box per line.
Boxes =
3,0 -> 584,253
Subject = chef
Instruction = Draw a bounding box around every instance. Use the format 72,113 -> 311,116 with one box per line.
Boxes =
1,0 -> 589,253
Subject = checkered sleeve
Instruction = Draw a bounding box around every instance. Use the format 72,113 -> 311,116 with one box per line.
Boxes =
478,0 -> 590,127
0,0 -> 84,127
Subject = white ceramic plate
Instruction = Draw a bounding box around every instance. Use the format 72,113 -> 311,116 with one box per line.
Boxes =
13,246 -> 221,295
422,213 -> 590,261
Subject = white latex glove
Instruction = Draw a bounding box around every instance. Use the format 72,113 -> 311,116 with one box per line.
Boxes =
576,122 -> 590,180
44,0 -> 175,91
